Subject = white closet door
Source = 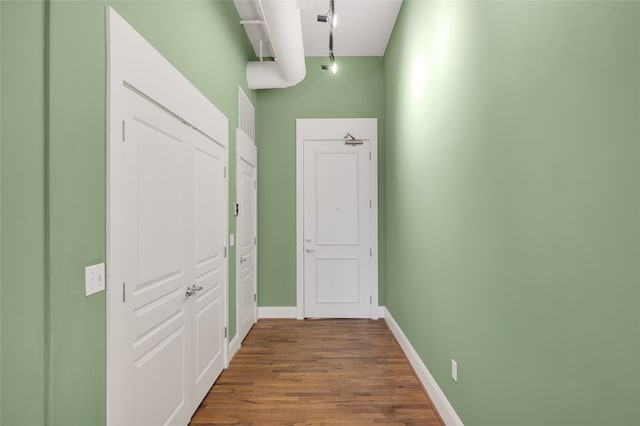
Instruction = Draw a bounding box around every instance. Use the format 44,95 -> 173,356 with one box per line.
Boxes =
122,89 -> 192,426
189,129 -> 227,410
236,130 -> 257,343
114,88 -> 227,426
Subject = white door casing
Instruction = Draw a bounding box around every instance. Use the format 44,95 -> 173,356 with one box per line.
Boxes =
236,129 -> 257,343
296,119 -> 379,319
107,8 -> 228,426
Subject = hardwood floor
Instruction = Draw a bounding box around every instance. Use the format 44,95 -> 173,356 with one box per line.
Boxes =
190,319 -> 444,425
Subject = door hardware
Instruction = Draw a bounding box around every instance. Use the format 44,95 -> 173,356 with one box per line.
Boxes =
305,248 -> 315,253
186,284 -> 203,297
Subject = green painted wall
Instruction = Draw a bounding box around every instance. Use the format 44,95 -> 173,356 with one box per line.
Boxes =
384,1 -> 640,425
1,1 -> 255,424
0,2 -> 48,425
256,56 -> 386,307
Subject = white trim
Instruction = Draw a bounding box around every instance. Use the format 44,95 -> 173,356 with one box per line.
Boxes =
258,306 -> 298,319
295,118 -> 379,320
227,334 -> 241,363
384,308 -> 464,426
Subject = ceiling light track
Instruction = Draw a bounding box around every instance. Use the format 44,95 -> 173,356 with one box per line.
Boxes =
318,0 -> 337,74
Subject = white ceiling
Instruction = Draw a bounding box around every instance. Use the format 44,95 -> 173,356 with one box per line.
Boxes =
300,0 -> 403,57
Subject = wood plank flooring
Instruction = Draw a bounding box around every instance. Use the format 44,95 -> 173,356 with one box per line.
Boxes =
189,319 -> 444,425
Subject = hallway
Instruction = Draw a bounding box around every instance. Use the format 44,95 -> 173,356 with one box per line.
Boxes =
190,319 -> 444,425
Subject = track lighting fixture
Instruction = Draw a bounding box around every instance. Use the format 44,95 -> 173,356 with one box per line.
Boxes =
319,0 -> 337,74
321,61 -> 337,74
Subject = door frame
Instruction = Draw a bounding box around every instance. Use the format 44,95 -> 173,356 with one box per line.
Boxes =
106,7 -> 229,425
235,128 -> 257,343
295,118 -> 379,320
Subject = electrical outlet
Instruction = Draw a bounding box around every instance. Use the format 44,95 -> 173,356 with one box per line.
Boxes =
451,359 -> 458,383
85,263 -> 105,296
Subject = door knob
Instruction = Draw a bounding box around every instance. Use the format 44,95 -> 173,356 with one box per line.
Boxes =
240,256 -> 246,264
305,248 -> 315,253
186,284 -> 203,297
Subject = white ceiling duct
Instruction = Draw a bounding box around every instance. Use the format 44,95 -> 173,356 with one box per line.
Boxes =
235,0 -> 307,90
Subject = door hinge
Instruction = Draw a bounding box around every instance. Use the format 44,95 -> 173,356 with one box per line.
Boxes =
369,152 -> 371,160
224,246 -> 227,258
254,293 -> 257,302
122,121 -> 126,142
224,326 -> 228,338
224,167 -> 227,178
370,296 -> 372,305
254,181 -> 257,189
370,248 -> 372,256
370,200 -> 372,208
122,282 -> 126,303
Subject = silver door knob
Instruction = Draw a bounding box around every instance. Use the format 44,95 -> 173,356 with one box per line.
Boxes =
305,248 -> 315,253
186,284 -> 203,297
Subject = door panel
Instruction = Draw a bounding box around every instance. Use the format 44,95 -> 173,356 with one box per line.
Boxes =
134,327 -> 185,426
126,90 -> 191,426
136,120 -> 185,289
236,130 -> 257,343
195,147 -> 222,268
119,88 -> 227,425
303,140 -> 371,318
190,130 -> 226,410
316,258 -> 360,302
237,158 -> 256,338
315,152 -> 360,246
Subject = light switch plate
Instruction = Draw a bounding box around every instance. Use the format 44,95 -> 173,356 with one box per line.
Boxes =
85,263 -> 105,296
230,234 -> 235,247
451,358 -> 458,383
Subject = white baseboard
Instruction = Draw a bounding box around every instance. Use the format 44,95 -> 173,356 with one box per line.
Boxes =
227,334 -> 241,365
384,308 -> 464,426
258,306 -> 298,319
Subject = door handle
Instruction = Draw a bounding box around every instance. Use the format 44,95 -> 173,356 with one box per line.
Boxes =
186,284 -> 203,297
305,248 -> 315,253
240,256 -> 247,264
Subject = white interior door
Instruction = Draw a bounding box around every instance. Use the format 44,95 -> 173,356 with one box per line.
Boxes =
108,10 -> 230,426
296,118 -> 379,319
190,129 -> 227,411
121,89 -> 192,426
111,86 -> 227,426
236,129 -> 257,342
303,140 -> 371,318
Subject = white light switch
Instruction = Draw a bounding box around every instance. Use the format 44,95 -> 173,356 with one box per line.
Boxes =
230,234 -> 235,247
451,359 -> 458,383
85,263 -> 105,296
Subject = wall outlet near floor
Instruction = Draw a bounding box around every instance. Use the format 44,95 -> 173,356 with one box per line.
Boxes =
451,358 -> 458,383
85,263 -> 105,296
